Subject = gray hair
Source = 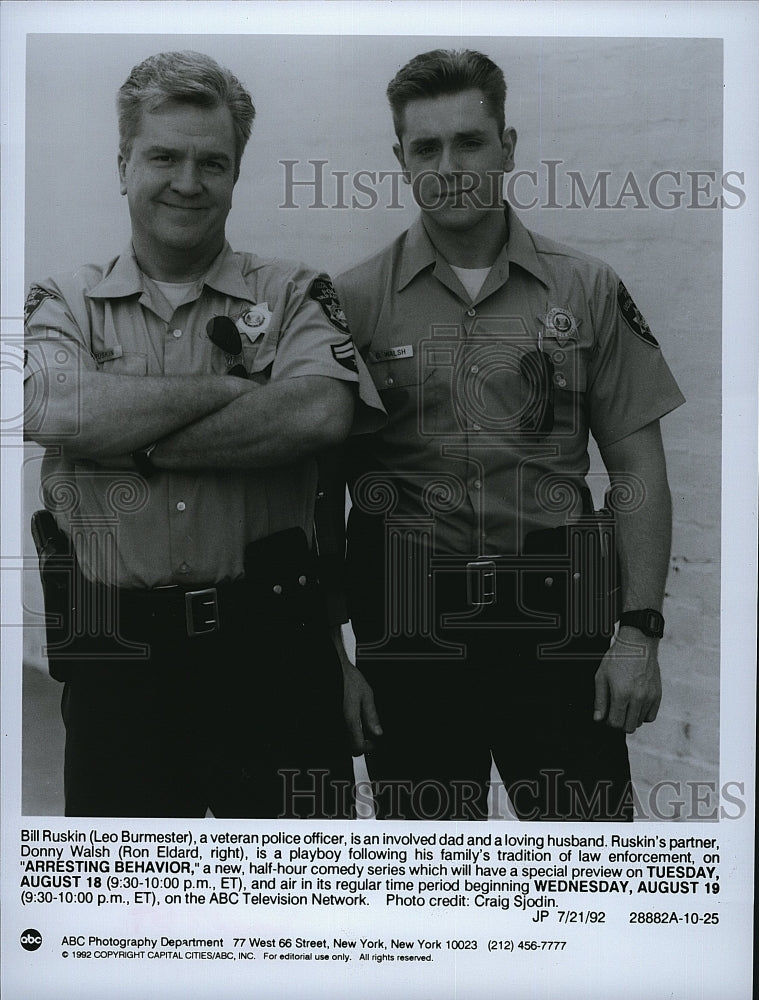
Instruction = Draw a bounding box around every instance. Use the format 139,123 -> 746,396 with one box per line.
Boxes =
117,51 -> 255,176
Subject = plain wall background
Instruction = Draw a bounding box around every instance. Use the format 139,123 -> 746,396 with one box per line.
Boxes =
23,33 -> 722,815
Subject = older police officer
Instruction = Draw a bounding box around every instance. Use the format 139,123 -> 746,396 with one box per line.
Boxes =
334,49 -> 684,821
24,51 -> 383,818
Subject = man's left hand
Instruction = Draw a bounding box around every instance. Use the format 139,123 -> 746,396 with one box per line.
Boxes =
593,627 -> 662,732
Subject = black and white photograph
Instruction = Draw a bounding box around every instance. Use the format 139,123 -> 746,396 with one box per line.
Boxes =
1,2 -> 756,998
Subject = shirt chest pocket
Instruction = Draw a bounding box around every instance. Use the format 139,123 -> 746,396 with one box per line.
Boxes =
543,339 -> 587,393
539,340 -> 589,435
368,355 -> 434,392
369,356 -> 437,417
516,341 -> 588,437
241,328 -> 279,382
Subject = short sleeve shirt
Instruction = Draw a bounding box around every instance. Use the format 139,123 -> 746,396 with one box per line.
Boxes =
25,244 -> 384,587
335,208 -> 685,557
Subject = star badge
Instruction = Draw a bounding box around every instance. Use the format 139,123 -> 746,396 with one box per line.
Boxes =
237,303 -> 273,342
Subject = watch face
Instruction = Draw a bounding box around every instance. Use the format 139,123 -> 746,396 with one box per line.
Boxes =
646,612 -> 662,633
621,610 -> 664,637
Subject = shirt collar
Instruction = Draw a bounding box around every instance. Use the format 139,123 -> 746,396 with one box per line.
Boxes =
504,206 -> 550,288
396,205 -> 550,293
397,218 -> 439,291
87,242 -> 258,303
87,246 -> 146,300
202,242 -> 261,301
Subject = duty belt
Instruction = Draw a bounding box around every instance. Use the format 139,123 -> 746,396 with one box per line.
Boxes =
115,583 -> 246,638
114,568 -> 319,641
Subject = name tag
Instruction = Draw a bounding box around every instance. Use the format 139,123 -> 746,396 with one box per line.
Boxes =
369,345 -> 414,363
93,345 -> 123,363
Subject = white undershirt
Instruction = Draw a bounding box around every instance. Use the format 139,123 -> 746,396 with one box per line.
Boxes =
150,278 -> 199,311
449,265 -> 493,301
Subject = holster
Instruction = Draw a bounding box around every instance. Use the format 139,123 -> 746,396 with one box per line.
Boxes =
31,510 -> 77,681
520,510 -> 620,639
243,526 -> 326,626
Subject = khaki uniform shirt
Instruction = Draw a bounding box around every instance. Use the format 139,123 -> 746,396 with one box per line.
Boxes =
335,208 -> 684,556
25,244 -> 383,587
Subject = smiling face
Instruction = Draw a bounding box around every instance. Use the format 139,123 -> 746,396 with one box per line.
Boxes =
394,88 -> 516,234
118,101 -> 237,280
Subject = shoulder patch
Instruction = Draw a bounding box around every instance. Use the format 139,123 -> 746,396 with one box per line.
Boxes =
309,276 -> 350,334
331,337 -> 358,373
617,281 -> 659,347
24,284 -> 56,324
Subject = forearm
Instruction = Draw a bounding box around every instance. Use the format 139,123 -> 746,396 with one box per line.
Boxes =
153,376 -> 354,470
614,483 -> 671,613
331,624 -> 353,673
602,421 -> 673,614
595,421 -> 671,730
25,371 -> 250,459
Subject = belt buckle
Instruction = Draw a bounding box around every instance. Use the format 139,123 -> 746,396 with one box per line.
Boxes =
466,559 -> 496,607
185,587 -> 220,636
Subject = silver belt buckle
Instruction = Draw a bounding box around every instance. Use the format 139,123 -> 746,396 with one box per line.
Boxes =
466,559 -> 497,607
185,587 -> 220,636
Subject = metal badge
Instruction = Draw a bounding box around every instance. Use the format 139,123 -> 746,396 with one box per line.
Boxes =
545,306 -> 578,343
237,302 -> 273,341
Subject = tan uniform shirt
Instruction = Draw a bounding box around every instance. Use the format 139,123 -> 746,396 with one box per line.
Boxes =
336,208 -> 685,556
25,244 -> 383,587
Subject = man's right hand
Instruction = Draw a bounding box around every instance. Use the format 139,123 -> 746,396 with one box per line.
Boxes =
341,662 -> 384,756
330,625 -> 383,755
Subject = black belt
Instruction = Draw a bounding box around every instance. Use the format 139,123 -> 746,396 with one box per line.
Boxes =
113,581 -> 253,638
348,523 -> 619,649
110,566 -> 321,640
39,524 -> 321,678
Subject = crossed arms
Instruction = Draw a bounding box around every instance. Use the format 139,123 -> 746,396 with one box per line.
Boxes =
24,368 -> 354,469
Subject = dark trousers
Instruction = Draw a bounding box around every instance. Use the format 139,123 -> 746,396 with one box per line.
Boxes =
351,551 -> 632,822
54,585 -> 353,819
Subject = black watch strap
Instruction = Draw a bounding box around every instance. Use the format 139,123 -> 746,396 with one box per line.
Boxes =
132,442 -> 158,479
619,609 -> 665,638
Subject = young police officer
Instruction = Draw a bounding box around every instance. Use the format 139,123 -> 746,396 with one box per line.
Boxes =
24,51 -> 383,818
334,49 -> 685,821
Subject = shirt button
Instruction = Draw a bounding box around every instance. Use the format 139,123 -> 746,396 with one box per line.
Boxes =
473,479 -> 482,490
273,584 -> 283,595
172,329 -> 183,339
470,364 -> 479,374
298,575 -> 308,586
176,501 -> 186,511
554,373 -> 567,388
544,576 -> 554,588
385,376 -> 394,387
466,307 -> 476,317
472,423 -> 481,431
178,563 -> 190,574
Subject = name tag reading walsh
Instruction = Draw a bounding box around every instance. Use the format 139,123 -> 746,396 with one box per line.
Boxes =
369,345 -> 414,363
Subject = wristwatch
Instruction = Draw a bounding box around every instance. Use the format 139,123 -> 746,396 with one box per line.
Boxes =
618,609 -> 665,638
132,442 -> 158,479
